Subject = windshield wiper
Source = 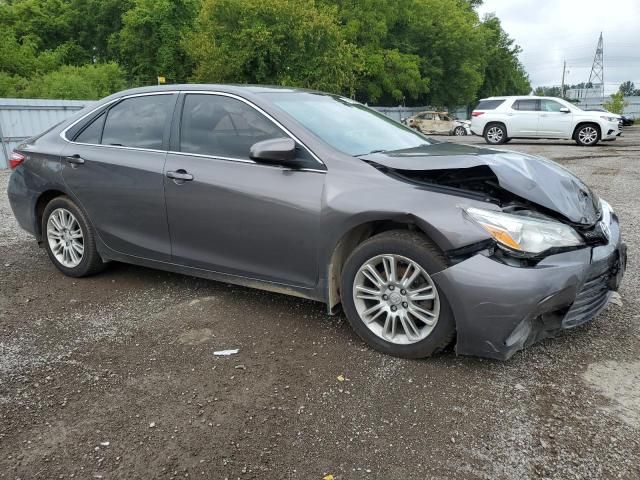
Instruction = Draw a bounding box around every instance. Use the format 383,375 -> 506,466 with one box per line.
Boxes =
355,149 -> 387,157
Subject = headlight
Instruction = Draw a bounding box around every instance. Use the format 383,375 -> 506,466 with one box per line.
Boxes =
600,115 -> 618,122
465,207 -> 583,254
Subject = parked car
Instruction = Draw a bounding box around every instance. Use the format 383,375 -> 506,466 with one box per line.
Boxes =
7,85 -> 626,360
586,108 -> 633,126
402,111 -> 470,136
471,96 -> 623,146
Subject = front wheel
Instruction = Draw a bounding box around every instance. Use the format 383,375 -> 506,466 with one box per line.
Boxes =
42,196 -> 106,277
575,124 -> 600,146
453,126 -> 467,136
340,231 -> 455,358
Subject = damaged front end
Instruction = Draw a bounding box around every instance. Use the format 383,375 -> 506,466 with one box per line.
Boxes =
362,143 -> 627,359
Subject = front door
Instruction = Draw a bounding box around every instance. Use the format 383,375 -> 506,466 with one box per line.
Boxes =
61,93 -> 177,261
538,99 -> 573,137
163,93 -> 325,287
508,99 -> 541,136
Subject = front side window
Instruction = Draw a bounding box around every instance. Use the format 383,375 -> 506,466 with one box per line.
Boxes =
263,92 -> 431,156
513,99 -> 539,111
541,100 -> 564,112
101,94 -> 174,149
180,94 -> 287,159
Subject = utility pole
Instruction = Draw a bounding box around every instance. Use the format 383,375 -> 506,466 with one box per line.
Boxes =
560,60 -> 566,98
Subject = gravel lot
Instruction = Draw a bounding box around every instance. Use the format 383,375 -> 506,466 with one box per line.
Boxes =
1,128 -> 639,479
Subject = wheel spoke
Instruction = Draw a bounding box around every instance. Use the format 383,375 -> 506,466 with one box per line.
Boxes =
382,313 -> 397,340
355,285 -> 381,301
401,264 -> 421,288
382,255 -> 397,283
400,312 -> 420,340
363,264 -> 385,288
408,305 -> 436,325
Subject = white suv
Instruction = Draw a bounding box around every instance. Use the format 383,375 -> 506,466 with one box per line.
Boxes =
470,96 -> 622,146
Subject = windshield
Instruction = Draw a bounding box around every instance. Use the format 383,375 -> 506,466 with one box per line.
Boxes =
262,92 -> 431,156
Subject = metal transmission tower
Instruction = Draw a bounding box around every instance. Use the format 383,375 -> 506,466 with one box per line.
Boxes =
587,33 -> 605,100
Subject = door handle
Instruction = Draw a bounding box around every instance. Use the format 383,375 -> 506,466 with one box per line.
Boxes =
166,170 -> 194,182
66,154 -> 85,165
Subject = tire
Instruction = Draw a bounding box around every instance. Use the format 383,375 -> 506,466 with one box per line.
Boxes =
453,126 -> 467,136
484,123 -> 507,144
340,230 -> 455,359
42,196 -> 106,277
574,123 -> 600,146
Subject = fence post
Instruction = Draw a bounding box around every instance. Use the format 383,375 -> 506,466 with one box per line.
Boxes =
0,114 -> 9,168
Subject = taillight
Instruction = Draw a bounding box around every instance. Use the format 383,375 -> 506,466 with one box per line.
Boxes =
9,151 -> 26,169
471,111 -> 484,117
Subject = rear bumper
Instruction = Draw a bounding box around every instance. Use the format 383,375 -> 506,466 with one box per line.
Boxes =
433,204 -> 625,360
7,168 -> 38,237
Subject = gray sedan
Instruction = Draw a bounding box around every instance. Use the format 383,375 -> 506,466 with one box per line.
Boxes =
7,85 -> 626,360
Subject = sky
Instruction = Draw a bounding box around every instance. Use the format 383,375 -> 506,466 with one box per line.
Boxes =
477,0 -> 640,93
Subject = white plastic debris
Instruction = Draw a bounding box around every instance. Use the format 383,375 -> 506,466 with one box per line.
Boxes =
214,349 -> 239,356
100,441 -> 110,447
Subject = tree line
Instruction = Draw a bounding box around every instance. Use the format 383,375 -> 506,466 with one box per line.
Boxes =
0,0 -> 531,106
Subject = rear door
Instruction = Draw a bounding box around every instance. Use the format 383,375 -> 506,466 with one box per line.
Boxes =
163,92 -> 325,287
61,93 -> 177,261
508,99 -> 541,136
539,99 -> 573,137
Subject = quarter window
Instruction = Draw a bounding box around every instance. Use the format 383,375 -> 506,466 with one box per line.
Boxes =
180,94 -> 287,159
101,95 -> 174,149
74,112 -> 106,144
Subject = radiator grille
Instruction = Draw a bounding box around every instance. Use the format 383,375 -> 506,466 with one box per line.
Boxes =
563,274 -> 611,328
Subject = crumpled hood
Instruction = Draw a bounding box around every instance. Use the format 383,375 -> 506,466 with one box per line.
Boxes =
362,142 -> 600,226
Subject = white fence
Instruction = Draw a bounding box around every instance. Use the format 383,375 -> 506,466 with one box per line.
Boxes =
0,99 -> 96,168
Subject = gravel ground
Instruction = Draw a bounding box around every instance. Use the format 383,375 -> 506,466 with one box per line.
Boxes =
1,128 -> 639,479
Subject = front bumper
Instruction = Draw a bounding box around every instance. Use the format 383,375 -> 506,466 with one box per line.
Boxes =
433,204 -> 626,360
602,120 -> 622,140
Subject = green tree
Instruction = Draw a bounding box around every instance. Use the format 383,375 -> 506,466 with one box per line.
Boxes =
603,91 -> 627,115
113,0 -> 197,85
186,0 -> 362,95
533,86 -> 562,97
476,15 -> 530,99
619,81 -> 635,96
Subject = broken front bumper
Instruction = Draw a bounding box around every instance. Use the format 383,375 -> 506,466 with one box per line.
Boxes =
432,205 -> 626,360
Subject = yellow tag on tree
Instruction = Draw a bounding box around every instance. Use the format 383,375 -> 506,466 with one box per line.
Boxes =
157,76 -> 166,84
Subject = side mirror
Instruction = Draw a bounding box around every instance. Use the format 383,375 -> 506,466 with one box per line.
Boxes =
560,107 -> 570,113
250,138 -> 297,165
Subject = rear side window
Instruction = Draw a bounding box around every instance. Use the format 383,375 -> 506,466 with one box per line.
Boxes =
101,95 -> 174,149
475,99 -> 505,110
179,94 -> 287,159
74,112 -> 106,144
512,99 -> 539,111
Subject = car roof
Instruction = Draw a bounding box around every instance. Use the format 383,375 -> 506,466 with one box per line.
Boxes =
97,84 -> 328,104
479,95 -> 566,101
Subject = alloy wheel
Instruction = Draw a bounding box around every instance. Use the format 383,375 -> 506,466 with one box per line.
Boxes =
578,126 -> 598,145
352,254 -> 440,345
47,208 -> 84,268
454,126 -> 466,136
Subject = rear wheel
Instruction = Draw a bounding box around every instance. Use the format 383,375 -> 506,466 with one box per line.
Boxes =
341,231 -> 455,358
42,196 -> 105,277
484,123 -> 507,144
575,124 -> 600,146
